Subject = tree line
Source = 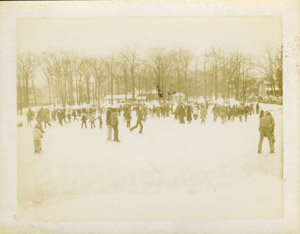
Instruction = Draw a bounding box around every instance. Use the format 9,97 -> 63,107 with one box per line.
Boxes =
17,46 -> 283,107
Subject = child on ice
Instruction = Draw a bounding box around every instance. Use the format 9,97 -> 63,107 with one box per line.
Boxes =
32,123 -> 43,154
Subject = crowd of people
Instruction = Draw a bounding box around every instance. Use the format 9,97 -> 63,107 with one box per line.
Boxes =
21,100 -> 275,155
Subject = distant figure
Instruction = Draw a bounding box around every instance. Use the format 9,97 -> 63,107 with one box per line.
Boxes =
178,105 -> 186,124
89,113 -> 96,129
256,102 -> 260,114
97,112 -> 103,129
26,108 -> 34,126
72,110 -> 78,121
174,104 -> 179,120
106,107 -> 112,141
212,104 -> 218,122
111,108 -> 120,142
186,105 -> 192,123
32,123 -> 43,154
67,111 -> 72,123
81,113 -> 87,128
124,106 -> 132,128
258,111 -> 275,154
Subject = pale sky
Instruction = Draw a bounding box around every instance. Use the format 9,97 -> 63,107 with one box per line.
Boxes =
17,17 -> 282,57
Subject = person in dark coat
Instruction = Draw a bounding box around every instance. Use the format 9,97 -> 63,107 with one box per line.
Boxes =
130,110 -> 144,134
81,112 -> 87,128
174,104 -> 179,120
186,105 -> 192,123
26,108 -> 34,126
178,104 -> 186,124
244,105 -> 249,122
106,107 -> 112,141
124,106 -> 132,128
111,108 -> 120,142
72,110 -> 78,121
258,111 -> 275,154
97,112 -> 103,129
36,108 -> 44,124
212,104 -> 218,122
51,109 -> 57,122
57,110 -> 65,126
256,102 -> 260,114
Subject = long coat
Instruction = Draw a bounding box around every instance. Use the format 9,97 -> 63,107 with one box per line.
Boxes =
178,106 -> 186,124
111,112 -> 119,126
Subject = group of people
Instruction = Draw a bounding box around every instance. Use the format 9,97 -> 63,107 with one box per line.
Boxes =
175,102 -> 208,124
23,100 -> 275,155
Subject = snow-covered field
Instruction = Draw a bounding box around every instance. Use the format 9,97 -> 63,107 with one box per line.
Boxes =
17,104 -> 283,221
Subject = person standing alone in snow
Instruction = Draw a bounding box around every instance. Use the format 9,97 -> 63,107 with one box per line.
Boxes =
258,111 -> 275,154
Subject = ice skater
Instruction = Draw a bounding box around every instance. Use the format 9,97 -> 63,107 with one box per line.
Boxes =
130,109 -> 144,134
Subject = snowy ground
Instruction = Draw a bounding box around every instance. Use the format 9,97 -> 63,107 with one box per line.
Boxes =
17,104 -> 283,221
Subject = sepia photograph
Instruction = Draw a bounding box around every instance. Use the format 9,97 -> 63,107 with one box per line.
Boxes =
16,16 -> 283,221
0,1 -> 299,234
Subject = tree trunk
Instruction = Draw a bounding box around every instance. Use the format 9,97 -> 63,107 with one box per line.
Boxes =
76,78 -> 79,105
25,76 -> 29,107
31,79 -> 37,106
131,67 -> 135,101
47,77 -> 52,104
86,76 -> 90,104
110,69 -> 113,104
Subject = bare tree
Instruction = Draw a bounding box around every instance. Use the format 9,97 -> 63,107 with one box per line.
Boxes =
149,47 -> 168,99
91,56 -> 105,104
274,46 -> 283,96
17,53 -> 38,107
258,48 -> 279,96
118,52 -> 130,101
121,46 -> 138,100
104,55 -> 116,104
